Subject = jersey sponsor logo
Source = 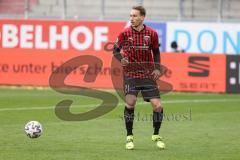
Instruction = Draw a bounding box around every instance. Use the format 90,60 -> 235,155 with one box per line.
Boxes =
133,45 -> 150,50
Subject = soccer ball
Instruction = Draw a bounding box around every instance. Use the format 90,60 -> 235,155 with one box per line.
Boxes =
24,121 -> 43,138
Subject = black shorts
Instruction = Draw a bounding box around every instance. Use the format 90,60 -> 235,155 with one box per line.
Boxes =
124,77 -> 160,102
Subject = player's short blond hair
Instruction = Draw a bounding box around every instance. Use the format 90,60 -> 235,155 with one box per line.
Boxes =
132,5 -> 146,16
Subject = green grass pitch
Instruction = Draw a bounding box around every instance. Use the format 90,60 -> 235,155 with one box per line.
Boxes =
0,87 -> 240,160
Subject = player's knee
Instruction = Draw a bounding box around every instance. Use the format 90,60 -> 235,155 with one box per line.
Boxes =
150,99 -> 162,112
126,100 -> 136,108
152,103 -> 163,112
126,95 -> 137,107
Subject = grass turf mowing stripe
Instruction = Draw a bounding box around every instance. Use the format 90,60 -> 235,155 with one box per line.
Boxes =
0,98 -> 239,112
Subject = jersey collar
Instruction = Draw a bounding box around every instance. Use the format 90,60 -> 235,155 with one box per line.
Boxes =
131,24 -> 146,33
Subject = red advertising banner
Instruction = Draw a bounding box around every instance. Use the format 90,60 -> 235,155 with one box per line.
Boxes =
0,49 -> 115,88
160,53 -> 226,92
0,19 -> 126,51
0,19 -> 126,88
0,20 -> 227,92
0,50 -> 226,92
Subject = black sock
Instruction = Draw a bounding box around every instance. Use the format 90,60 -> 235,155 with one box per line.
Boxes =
153,108 -> 163,135
124,106 -> 134,136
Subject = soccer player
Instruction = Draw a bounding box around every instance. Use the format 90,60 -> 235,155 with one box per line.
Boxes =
113,6 -> 165,150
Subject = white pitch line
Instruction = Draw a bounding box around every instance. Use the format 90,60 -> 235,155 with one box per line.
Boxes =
0,98 -> 239,112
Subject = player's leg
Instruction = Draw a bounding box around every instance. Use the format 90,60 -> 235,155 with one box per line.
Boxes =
150,98 -> 163,135
124,94 -> 137,150
140,79 -> 162,134
150,98 -> 165,149
123,77 -> 138,150
124,94 -> 137,136
140,78 -> 165,149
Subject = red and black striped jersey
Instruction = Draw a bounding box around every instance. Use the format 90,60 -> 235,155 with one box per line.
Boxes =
116,24 -> 160,78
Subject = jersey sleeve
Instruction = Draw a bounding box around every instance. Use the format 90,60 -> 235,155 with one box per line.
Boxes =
152,31 -> 160,49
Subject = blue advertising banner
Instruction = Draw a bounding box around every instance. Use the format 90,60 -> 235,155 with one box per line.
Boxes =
166,22 -> 240,54
145,22 -> 167,52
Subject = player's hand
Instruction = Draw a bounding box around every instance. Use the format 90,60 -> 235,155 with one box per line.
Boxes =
151,69 -> 161,81
121,57 -> 129,66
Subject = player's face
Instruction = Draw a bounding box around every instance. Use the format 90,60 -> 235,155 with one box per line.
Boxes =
130,9 -> 145,27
